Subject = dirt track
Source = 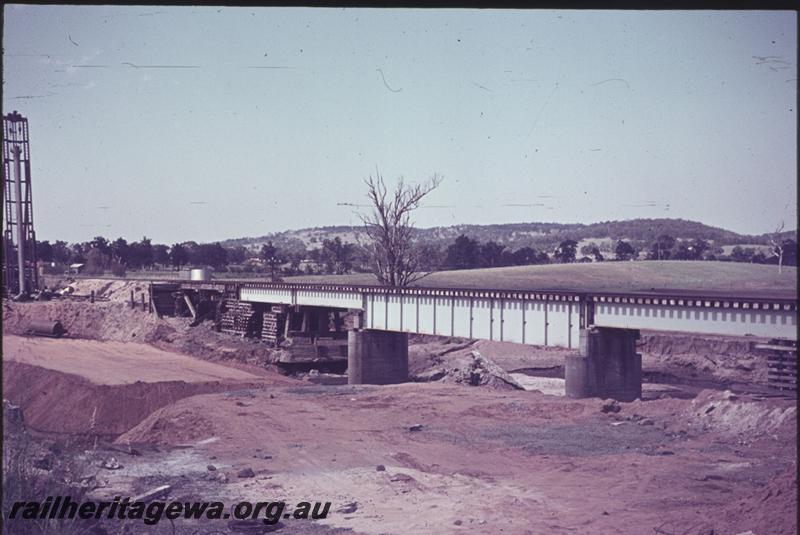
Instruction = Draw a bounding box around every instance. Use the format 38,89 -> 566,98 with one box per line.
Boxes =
4,335 -> 262,385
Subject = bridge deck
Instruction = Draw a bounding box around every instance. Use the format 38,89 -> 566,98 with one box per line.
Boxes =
171,278 -> 797,303
163,279 -> 797,346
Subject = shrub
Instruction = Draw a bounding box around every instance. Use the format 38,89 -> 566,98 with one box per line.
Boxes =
110,260 -> 126,277
3,424 -> 97,534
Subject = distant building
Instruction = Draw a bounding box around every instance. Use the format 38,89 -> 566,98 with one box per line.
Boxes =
298,259 -> 325,273
243,258 -> 265,267
66,263 -> 85,275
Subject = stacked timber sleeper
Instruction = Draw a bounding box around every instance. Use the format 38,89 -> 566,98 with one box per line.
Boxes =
218,288 -> 239,333
219,296 -> 238,333
763,340 -> 797,392
220,298 -> 263,338
262,305 -> 287,345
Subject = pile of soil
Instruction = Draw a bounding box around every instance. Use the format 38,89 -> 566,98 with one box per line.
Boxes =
615,389 -> 797,447
2,361 -> 269,438
686,389 -> 797,439
414,349 -> 524,390
115,400 -> 220,446
409,337 -> 568,388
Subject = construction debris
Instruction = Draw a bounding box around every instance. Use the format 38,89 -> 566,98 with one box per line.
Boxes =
414,349 -> 525,390
601,399 -> 621,413
100,457 -> 123,470
133,484 -> 172,503
337,501 -> 358,514
237,467 -> 256,478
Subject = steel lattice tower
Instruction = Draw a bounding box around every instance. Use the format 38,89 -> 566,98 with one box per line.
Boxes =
2,111 -> 38,296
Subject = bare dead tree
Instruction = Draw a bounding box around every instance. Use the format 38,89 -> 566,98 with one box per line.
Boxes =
358,171 -> 443,287
769,221 -> 786,274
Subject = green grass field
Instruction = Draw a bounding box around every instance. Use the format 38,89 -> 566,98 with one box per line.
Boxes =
287,261 -> 797,298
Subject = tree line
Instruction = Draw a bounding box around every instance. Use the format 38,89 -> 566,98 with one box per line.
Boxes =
33,235 -> 371,277
35,230 -> 794,279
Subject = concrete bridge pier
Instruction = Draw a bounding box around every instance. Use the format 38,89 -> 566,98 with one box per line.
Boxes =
348,329 -> 409,385
565,327 -> 642,402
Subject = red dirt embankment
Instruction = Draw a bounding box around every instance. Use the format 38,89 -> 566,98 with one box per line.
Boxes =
2,335 -> 297,438
2,361 -> 259,437
639,331 -> 772,383
2,298 -> 290,369
2,299 -> 160,342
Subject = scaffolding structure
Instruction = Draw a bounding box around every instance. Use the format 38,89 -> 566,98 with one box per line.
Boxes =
2,111 -> 38,296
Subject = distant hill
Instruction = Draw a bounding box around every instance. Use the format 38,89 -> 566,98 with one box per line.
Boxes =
219,218 -> 796,252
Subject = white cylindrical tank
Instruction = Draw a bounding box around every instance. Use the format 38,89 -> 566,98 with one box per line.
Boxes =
189,268 -> 212,281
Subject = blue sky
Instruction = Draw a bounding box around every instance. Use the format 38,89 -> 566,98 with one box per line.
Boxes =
3,6 -> 796,244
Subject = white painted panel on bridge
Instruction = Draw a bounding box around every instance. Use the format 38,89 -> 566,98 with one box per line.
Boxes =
571,307 -> 581,348
472,298 -> 493,340
365,295 -> 375,328
524,301 -> 547,346
370,294 -> 387,330
401,295 -> 417,333
547,302 -> 572,348
417,296 -> 436,336
240,287 -> 292,305
386,295 -> 402,331
501,300 -> 524,344
434,297 -> 454,336
593,303 -> 797,340
452,297 -> 470,337
296,290 -> 362,309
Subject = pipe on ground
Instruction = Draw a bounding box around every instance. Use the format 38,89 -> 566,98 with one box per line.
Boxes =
27,320 -> 66,338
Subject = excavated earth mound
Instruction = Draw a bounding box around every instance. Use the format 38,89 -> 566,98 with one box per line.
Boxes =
3,299 -> 160,342
2,334 -> 296,438
2,361 -> 265,438
2,298 -> 290,368
639,331 -> 772,383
